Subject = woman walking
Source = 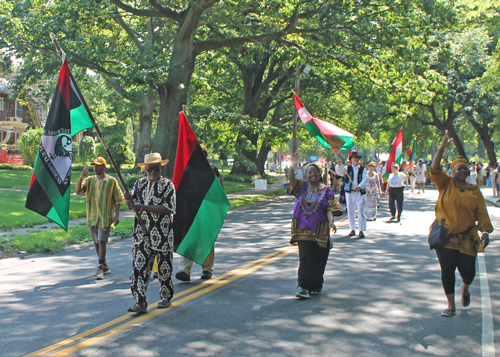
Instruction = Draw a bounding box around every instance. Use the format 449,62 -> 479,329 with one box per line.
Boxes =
430,131 -> 493,317
288,152 -> 337,299
365,161 -> 381,221
385,163 -> 407,222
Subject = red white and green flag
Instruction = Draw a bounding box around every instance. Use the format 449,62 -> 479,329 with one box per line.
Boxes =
172,111 -> 230,265
383,128 -> 403,178
294,94 -> 354,152
25,54 -> 94,230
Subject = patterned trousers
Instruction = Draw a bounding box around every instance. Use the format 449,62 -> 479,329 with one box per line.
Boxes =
131,239 -> 174,305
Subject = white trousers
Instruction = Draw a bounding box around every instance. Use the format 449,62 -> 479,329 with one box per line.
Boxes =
346,191 -> 367,232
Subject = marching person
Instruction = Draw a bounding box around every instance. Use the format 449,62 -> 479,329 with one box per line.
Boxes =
76,156 -> 124,280
124,153 -> 176,313
385,163 -> 407,223
415,158 -> 427,193
336,152 -> 368,238
288,152 -> 336,299
430,131 -> 493,317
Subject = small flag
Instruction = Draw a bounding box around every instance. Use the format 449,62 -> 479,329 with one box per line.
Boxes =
383,129 -> 403,178
172,112 -> 230,265
407,136 -> 417,162
294,94 -> 354,152
348,142 -> 358,163
25,55 -> 94,230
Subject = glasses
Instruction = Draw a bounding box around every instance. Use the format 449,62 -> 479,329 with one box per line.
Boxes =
146,166 -> 161,173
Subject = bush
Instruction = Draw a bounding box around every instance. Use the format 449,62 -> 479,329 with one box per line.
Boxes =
17,128 -> 43,167
0,164 -> 32,170
95,136 -> 135,169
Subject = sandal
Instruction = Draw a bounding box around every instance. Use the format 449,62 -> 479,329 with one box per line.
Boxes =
461,293 -> 471,307
441,308 -> 456,317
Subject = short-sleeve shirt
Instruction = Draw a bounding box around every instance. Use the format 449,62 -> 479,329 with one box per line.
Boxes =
80,175 -> 124,228
388,172 -> 407,188
131,177 -> 176,252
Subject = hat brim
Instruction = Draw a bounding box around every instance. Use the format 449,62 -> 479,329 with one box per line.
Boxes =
137,159 -> 169,168
349,154 -> 362,159
90,162 -> 106,166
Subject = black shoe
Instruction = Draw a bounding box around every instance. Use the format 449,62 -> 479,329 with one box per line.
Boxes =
358,231 -> 365,238
201,271 -> 212,280
153,272 -> 158,279
157,299 -> 171,309
175,271 -> 191,281
128,302 -> 147,313
348,230 -> 356,236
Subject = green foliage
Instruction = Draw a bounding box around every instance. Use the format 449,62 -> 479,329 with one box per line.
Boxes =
0,164 -> 32,170
224,174 -> 254,183
17,128 -> 42,167
79,136 -> 96,165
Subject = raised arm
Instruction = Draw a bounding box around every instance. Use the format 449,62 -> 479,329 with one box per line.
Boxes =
289,152 -> 299,189
432,130 -> 453,171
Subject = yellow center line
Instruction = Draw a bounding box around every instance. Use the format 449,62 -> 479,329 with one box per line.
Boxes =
47,248 -> 296,357
24,246 -> 294,357
26,215 -> 348,357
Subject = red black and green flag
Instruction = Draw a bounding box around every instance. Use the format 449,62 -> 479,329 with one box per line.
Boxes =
25,55 -> 94,230
172,111 -> 230,265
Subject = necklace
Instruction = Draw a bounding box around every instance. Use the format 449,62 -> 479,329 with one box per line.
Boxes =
299,184 -> 326,218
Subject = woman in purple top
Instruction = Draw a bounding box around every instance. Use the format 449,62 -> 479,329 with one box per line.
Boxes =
288,152 -> 337,299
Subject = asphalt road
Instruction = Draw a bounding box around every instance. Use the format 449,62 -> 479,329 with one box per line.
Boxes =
1,187 -> 500,357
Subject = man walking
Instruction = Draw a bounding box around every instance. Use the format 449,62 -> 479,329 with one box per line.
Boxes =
76,156 -> 124,280
415,158 -> 427,193
124,153 -> 176,313
336,152 -> 368,238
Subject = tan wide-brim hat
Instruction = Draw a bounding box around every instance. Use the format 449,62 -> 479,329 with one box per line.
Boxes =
137,152 -> 169,168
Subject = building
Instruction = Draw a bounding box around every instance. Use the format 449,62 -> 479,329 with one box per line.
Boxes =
0,79 -> 31,152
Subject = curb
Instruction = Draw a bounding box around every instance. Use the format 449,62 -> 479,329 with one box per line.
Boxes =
64,234 -> 131,252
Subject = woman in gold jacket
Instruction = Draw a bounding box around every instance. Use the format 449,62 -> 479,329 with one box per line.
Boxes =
430,131 -> 493,317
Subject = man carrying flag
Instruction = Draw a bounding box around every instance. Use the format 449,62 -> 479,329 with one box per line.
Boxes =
25,53 -> 94,230
124,153 -> 176,313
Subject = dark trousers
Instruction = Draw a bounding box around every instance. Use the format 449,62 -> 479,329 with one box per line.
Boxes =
131,239 -> 174,304
297,241 -> 330,291
388,187 -> 404,219
435,247 -> 476,295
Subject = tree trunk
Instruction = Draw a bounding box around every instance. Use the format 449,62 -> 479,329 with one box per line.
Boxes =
151,8 -> 202,178
134,90 -> 156,166
467,115 -> 497,166
257,144 -> 271,174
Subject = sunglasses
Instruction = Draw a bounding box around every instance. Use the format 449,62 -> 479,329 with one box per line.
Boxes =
146,166 -> 161,173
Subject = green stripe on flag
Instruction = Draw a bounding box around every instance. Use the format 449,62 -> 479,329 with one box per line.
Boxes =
71,105 -> 94,136
305,121 -> 332,149
176,180 -> 229,265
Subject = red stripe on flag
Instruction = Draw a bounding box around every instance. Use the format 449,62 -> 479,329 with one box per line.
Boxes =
29,173 -> 36,188
56,59 -> 71,111
172,111 -> 199,188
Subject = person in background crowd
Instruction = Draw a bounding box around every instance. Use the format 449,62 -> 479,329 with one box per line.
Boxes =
385,163 -> 407,223
467,161 -> 477,185
476,162 -> 483,186
415,158 -> 427,193
430,131 -> 493,317
365,161 -> 381,221
336,152 -> 368,238
407,162 -> 416,193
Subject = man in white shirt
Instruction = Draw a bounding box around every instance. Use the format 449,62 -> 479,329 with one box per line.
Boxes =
336,152 -> 369,238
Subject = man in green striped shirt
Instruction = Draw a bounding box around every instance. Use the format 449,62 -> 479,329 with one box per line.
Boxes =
76,156 -> 124,280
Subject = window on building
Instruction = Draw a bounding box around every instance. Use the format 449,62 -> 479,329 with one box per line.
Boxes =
9,101 -> 14,117
16,101 -> 22,117
0,98 -> 3,111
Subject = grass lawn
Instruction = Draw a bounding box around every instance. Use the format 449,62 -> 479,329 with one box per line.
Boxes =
223,181 -> 253,193
0,190 -> 88,231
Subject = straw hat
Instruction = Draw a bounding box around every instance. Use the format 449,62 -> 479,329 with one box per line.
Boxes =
137,152 -> 169,168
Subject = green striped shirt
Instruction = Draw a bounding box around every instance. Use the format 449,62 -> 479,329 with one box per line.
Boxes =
80,175 -> 124,228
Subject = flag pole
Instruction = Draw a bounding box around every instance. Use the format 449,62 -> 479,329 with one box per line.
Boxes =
50,34 -> 148,232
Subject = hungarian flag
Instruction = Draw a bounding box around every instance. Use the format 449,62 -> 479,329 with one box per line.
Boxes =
383,128 -> 403,178
25,55 -> 94,230
407,136 -> 417,162
294,94 -> 354,152
173,111 -> 230,265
